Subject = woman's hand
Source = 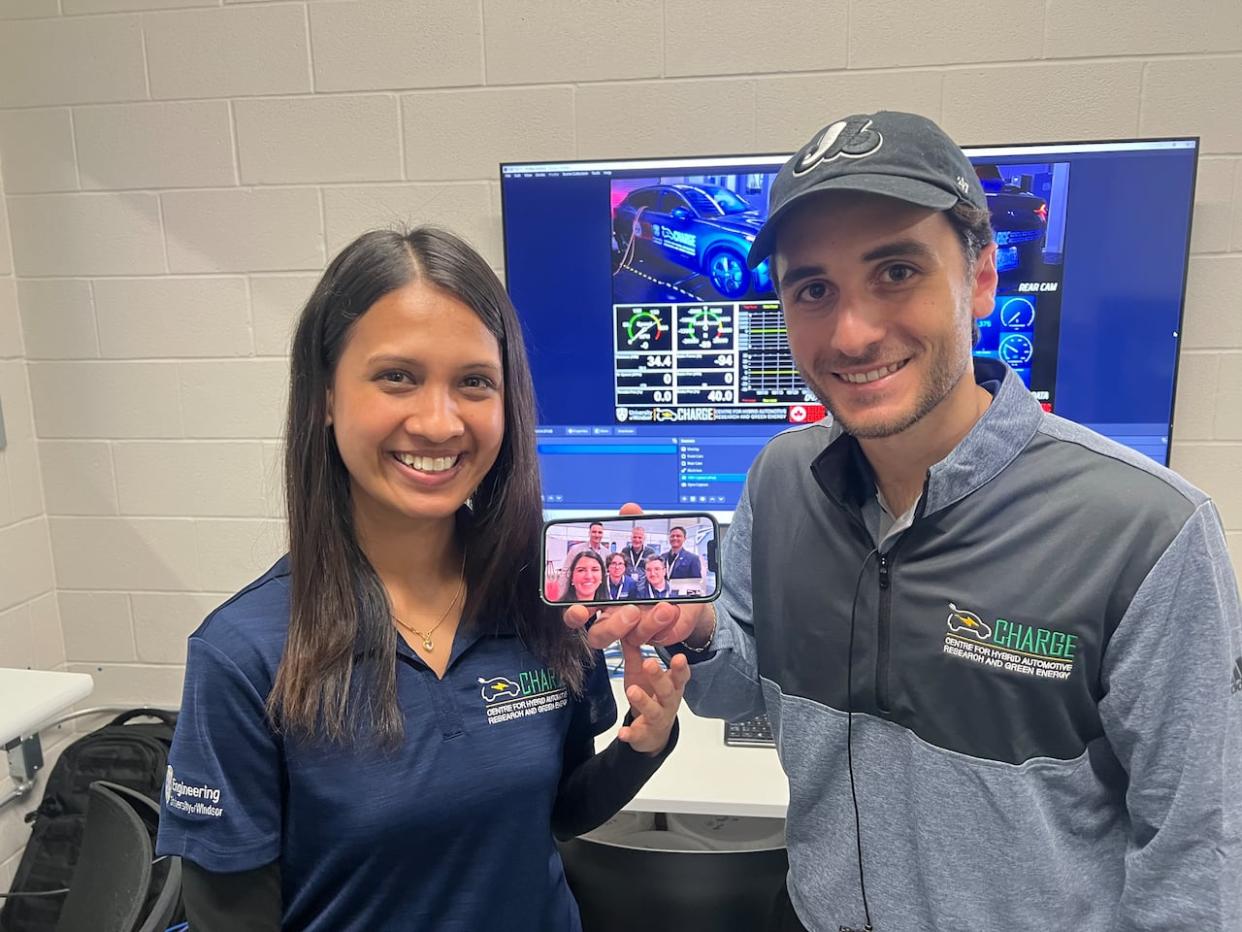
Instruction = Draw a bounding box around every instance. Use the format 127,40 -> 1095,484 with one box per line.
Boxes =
616,640 -> 689,755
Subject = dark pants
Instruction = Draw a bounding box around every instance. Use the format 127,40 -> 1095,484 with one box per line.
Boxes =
767,882 -> 810,932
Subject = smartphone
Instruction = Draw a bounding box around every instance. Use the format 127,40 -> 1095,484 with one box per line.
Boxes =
540,512 -> 721,607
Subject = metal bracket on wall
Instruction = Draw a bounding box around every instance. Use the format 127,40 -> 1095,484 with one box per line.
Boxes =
0,735 -> 43,808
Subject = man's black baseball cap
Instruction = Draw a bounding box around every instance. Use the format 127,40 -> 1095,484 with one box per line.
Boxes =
746,111 -> 988,269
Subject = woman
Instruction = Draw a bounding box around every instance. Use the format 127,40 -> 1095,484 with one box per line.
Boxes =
156,228 -> 688,931
560,550 -> 608,603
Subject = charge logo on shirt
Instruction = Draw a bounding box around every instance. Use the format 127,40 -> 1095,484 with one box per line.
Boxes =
164,765 -> 224,818
477,676 -> 523,703
942,602 -> 1078,682
478,667 -> 568,725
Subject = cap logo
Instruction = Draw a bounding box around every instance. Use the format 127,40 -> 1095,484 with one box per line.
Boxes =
955,175 -> 970,194
793,117 -> 883,176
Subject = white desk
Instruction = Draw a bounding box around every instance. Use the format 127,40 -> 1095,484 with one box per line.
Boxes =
597,678 -> 788,819
1,667 -> 94,807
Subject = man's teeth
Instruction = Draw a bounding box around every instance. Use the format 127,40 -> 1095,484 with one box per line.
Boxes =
396,454 -> 458,473
838,360 -> 906,384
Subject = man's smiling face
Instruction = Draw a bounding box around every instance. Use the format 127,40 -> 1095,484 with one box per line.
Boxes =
774,190 -> 995,439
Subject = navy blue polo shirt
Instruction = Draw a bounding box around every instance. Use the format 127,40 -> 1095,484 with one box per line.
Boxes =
156,556 -> 616,931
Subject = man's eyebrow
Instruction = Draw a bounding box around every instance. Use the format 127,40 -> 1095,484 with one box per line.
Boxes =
861,239 -> 935,263
778,239 -> 936,289
778,264 -> 826,289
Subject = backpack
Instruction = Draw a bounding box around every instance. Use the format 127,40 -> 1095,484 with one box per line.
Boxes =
0,708 -> 181,932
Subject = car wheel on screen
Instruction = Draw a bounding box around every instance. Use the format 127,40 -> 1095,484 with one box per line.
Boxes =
707,247 -> 750,298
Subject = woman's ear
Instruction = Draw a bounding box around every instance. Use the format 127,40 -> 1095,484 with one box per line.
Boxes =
325,388 -> 334,427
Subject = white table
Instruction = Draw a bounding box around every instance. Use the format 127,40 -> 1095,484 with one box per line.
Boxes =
0,668 -> 94,747
1,667 -> 94,807
597,677 -> 788,819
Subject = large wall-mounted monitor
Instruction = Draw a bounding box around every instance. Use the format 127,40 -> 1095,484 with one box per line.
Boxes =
501,138 -> 1199,520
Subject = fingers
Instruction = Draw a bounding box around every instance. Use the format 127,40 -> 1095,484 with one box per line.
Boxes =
625,681 -> 664,720
625,602 -> 705,647
641,657 -> 677,704
564,600 -> 647,650
562,603 -> 595,631
665,651 -> 691,691
625,656 -> 685,720
619,638 -> 647,682
619,653 -> 689,753
620,637 -> 645,665
635,601 -> 686,645
584,603 -> 641,649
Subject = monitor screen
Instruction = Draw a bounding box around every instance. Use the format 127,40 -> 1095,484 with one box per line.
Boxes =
501,138 -> 1199,520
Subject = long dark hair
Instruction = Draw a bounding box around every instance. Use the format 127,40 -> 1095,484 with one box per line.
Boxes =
270,227 -> 590,746
559,550 -> 608,604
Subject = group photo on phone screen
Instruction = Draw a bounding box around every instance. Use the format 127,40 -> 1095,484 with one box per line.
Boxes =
542,514 -> 719,605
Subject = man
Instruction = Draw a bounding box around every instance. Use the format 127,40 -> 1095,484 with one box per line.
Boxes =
605,553 -> 636,601
620,524 -> 658,585
633,554 -> 673,601
558,521 -> 608,599
661,526 -> 703,581
569,112 -> 1242,931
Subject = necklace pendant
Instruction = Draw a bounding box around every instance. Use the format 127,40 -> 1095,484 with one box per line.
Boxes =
422,637 -> 434,651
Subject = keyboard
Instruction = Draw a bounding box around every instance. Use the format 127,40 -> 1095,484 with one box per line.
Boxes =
723,714 -> 775,747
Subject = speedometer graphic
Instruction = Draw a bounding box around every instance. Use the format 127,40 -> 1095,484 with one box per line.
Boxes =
682,307 -> 723,341
999,333 -> 1034,367
999,297 -> 1036,329
623,308 -> 666,348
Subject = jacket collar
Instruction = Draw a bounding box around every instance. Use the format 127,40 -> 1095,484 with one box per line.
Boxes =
810,358 -> 1042,519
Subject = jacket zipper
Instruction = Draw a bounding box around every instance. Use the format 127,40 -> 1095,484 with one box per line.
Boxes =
874,474 -> 929,715
876,551 -> 893,713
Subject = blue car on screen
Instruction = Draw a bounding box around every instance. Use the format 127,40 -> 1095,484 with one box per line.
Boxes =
975,165 -> 1048,274
614,184 -> 772,299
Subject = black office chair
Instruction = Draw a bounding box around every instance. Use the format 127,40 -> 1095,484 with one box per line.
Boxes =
124,783 -> 181,932
53,781 -> 182,932
560,833 -> 787,932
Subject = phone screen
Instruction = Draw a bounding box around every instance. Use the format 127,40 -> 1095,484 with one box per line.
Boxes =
541,512 -> 720,606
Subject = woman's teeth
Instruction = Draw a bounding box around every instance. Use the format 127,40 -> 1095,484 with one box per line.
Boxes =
395,453 -> 458,473
838,360 -> 907,384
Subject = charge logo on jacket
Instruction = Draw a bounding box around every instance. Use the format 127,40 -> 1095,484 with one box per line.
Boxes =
478,668 -> 568,725
946,603 -> 991,640
942,602 -> 1077,682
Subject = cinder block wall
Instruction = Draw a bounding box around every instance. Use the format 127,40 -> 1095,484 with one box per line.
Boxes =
0,0 -> 1239,882
0,150 -> 68,886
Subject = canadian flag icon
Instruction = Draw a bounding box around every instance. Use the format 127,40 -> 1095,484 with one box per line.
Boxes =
788,404 -> 826,423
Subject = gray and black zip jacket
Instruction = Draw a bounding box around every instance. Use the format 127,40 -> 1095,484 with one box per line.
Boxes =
682,358 -> 1242,931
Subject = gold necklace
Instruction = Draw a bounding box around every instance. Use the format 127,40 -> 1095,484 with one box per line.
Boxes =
393,556 -> 466,652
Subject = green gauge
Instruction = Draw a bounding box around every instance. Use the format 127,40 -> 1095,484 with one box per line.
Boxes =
681,306 -> 724,342
624,309 -> 665,345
